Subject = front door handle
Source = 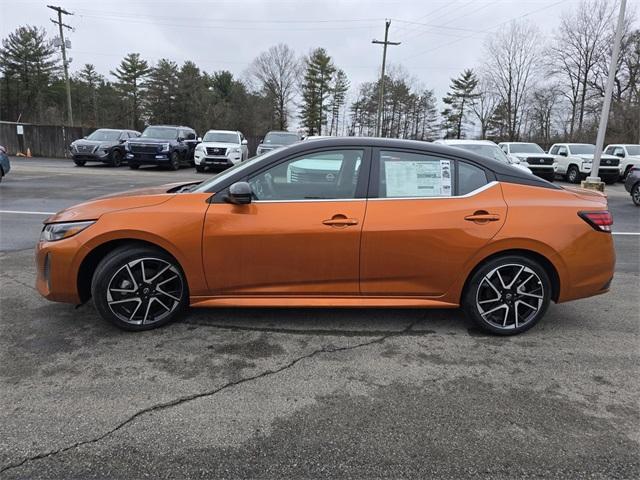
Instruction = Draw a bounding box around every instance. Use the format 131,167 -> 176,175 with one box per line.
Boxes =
322,214 -> 359,227
464,211 -> 501,222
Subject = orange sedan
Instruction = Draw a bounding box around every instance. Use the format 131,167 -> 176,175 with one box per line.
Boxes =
35,138 -> 615,335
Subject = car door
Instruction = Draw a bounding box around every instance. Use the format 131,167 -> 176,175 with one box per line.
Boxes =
202,148 -> 370,295
360,149 -> 507,297
554,145 -> 569,173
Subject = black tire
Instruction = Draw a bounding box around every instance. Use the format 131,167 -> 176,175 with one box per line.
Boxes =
623,165 -> 633,181
169,151 -> 180,170
110,149 -> 123,167
632,183 -> 640,206
195,165 -> 205,173
74,159 -> 86,167
91,245 -> 188,331
0,168 -> 4,182
129,162 -> 140,170
566,165 -> 580,184
462,255 -> 551,336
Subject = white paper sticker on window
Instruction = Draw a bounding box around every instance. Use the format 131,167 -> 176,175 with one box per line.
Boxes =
384,160 -> 452,197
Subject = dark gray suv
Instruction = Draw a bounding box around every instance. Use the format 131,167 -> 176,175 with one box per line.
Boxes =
70,129 -> 140,167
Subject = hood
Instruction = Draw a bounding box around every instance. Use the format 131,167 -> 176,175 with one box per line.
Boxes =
513,153 -> 555,160
72,139 -> 116,147
44,181 -> 197,224
200,142 -> 240,149
128,137 -> 174,144
574,153 -> 618,161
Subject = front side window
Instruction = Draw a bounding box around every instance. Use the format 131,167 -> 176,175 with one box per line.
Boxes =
557,146 -> 568,156
549,145 -> 559,155
613,147 -> 625,157
378,151 -> 453,198
248,149 -> 363,201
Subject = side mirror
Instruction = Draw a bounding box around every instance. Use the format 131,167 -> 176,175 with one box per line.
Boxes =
615,152 -> 625,158
197,137 -> 202,142
187,133 -> 196,140
259,139 -> 263,144
224,181 -> 252,205
177,137 -> 184,142
119,138 -> 126,144
241,139 -> 248,145
559,151 -> 568,157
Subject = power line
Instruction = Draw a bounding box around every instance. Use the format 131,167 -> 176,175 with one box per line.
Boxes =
48,4 -> 74,126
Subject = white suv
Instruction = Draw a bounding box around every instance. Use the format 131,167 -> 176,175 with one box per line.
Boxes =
549,143 -> 620,184
433,139 -> 532,173
604,144 -> 640,180
194,130 -> 248,172
499,142 -> 556,181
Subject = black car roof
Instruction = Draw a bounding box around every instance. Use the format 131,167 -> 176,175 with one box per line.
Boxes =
145,125 -> 195,130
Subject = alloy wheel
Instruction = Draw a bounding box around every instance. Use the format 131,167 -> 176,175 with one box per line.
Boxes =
475,263 -> 544,331
106,257 -> 183,326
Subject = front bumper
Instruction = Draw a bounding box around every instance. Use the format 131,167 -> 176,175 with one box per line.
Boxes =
72,151 -> 110,161
35,238 -> 84,304
194,153 -> 241,167
126,152 -> 170,163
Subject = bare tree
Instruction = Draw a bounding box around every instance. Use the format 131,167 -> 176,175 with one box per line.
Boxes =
528,85 -> 562,147
484,20 -> 540,141
472,73 -> 499,139
248,43 -> 299,130
548,0 -> 617,139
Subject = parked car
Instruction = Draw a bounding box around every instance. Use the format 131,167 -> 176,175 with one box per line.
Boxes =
549,143 -> 620,184
604,144 -> 640,180
433,139 -> 532,174
499,142 -> 556,181
0,145 -> 10,182
194,130 -> 248,172
69,129 -> 140,167
125,125 -> 198,170
256,131 -> 300,156
36,138 -> 615,336
624,167 -> 640,206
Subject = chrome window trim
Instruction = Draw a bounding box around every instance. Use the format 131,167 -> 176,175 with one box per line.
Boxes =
369,181 -> 499,201
253,198 -> 365,204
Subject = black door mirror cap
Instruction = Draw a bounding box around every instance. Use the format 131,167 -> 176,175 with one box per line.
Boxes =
224,181 -> 252,205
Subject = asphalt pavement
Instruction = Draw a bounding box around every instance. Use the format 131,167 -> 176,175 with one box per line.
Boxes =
0,157 -> 638,479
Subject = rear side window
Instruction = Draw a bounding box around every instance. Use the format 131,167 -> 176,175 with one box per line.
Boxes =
378,151 -> 453,198
458,162 -> 488,195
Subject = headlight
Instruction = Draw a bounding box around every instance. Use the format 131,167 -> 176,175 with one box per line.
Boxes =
161,143 -> 170,152
196,145 -> 206,152
40,221 -> 95,242
70,143 -> 77,152
229,147 -> 241,154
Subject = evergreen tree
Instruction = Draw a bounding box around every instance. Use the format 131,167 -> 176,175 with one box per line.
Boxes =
329,69 -> 349,135
76,64 -> 103,126
0,25 -> 58,122
441,69 -> 479,139
299,48 -> 336,135
110,53 -> 150,130
145,59 -> 179,125
175,61 -> 207,131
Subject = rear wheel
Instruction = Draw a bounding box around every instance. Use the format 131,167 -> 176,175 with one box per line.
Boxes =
110,149 -> 123,167
566,165 -> 580,184
74,159 -> 86,167
632,183 -> 640,206
463,255 -> 551,335
91,246 -> 188,331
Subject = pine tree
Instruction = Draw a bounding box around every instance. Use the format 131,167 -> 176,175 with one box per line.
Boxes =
77,64 -> 103,126
299,48 -> 336,135
329,69 -> 349,135
441,69 -> 479,139
145,59 -> 179,125
0,25 -> 58,122
110,53 -> 150,130
175,61 -> 206,131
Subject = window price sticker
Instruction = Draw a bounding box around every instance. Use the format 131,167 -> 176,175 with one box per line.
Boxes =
385,159 -> 452,197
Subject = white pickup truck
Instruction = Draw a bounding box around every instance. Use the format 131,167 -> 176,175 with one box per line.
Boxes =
548,143 -> 620,184
499,142 -> 556,181
604,144 -> 640,180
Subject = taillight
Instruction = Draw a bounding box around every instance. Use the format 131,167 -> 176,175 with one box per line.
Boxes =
578,211 -> 613,233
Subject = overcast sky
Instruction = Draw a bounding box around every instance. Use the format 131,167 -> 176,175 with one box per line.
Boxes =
1,0 -> 638,104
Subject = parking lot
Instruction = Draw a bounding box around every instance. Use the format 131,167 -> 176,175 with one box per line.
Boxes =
0,157 -> 638,478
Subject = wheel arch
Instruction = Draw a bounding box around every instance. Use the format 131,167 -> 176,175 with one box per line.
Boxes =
77,238 -> 185,303
461,248 -> 561,304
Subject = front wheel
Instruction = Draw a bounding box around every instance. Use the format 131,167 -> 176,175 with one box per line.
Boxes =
110,149 -> 123,167
169,151 -> 180,170
462,255 -> 551,335
632,183 -> 640,206
566,165 -> 580,184
91,246 -> 188,331
74,159 -> 86,167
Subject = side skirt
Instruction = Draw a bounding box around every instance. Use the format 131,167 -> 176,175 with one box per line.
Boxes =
189,296 -> 459,309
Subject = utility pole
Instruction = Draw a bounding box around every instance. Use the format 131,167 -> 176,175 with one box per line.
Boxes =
48,5 -> 74,126
584,0 -> 626,191
372,19 -> 400,137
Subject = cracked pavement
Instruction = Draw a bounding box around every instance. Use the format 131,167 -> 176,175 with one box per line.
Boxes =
0,158 -> 639,479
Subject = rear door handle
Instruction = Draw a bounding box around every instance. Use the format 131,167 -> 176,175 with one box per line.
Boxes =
464,211 -> 501,222
323,215 -> 359,227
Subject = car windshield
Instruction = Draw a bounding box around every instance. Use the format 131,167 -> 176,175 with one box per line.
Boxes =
141,127 -> 178,140
86,130 -> 121,141
625,145 -> 640,156
264,132 -> 298,145
452,144 -> 510,163
569,144 -> 595,155
203,132 -> 239,143
509,143 -> 544,154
